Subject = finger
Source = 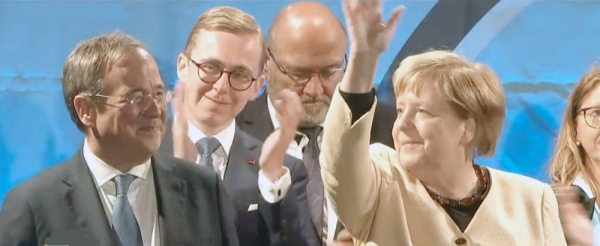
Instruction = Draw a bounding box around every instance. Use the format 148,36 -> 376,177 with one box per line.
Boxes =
336,228 -> 352,241
172,82 -> 187,124
386,5 -> 405,31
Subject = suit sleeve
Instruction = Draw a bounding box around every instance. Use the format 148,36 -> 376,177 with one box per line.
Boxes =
0,184 -> 38,246
541,185 -> 568,245
258,158 -> 319,246
320,87 -> 385,239
216,173 -> 241,246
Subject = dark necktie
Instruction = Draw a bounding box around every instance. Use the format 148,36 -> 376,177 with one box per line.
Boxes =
196,137 -> 222,172
299,126 -> 327,242
112,174 -> 143,246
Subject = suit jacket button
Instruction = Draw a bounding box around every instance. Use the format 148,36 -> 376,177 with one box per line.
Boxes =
454,237 -> 467,245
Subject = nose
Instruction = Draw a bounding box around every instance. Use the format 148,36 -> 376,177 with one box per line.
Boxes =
213,72 -> 231,94
140,95 -> 162,117
302,75 -> 324,97
397,111 -> 414,130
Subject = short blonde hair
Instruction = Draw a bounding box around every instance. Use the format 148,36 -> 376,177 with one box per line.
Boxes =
549,66 -> 600,186
392,50 -> 506,157
184,6 -> 266,68
62,30 -> 147,131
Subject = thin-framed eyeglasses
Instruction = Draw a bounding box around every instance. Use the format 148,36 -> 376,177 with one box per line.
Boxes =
90,90 -> 172,113
578,106 -> 600,128
184,54 -> 258,91
266,48 -> 347,86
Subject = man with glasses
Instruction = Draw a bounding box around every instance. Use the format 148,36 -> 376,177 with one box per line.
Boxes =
159,6 -> 317,246
236,2 -> 395,245
0,31 -> 239,246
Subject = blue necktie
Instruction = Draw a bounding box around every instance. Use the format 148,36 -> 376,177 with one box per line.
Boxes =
195,137 -> 222,172
112,174 -> 143,246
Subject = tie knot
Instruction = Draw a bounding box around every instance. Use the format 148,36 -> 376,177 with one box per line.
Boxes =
299,126 -> 323,142
113,174 -> 137,196
196,137 -> 222,156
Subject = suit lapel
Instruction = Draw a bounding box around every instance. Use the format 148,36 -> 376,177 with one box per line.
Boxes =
223,129 -> 261,193
152,154 -> 187,245
61,150 -> 117,246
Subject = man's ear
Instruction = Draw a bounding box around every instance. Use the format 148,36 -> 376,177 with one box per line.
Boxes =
249,75 -> 266,100
73,95 -> 96,128
176,53 -> 188,81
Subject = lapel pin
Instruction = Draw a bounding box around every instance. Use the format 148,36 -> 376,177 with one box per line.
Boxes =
248,158 -> 256,165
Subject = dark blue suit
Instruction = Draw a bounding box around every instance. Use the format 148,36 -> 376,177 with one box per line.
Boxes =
159,120 -> 318,246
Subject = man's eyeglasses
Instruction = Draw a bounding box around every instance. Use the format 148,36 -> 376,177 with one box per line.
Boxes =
91,91 -> 172,113
266,48 -> 347,86
579,106 -> 600,128
185,55 -> 258,91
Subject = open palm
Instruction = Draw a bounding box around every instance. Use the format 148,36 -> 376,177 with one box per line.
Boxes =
342,0 -> 404,54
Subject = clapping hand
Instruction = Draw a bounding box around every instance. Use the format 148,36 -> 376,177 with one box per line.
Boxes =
171,82 -> 198,162
554,185 -> 594,246
259,89 -> 302,181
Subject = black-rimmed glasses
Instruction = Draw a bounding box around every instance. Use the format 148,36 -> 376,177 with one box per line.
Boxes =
266,48 -> 347,86
185,55 -> 258,91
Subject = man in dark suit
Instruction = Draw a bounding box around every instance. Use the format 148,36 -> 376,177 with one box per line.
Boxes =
235,2 -> 395,246
158,6 -> 317,246
0,31 -> 238,246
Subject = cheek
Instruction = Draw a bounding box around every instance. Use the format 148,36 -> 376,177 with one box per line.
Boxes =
187,82 -> 213,104
392,121 -> 403,152
323,83 -> 338,99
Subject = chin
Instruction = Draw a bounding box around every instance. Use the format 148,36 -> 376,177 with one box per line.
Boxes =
398,155 -> 424,170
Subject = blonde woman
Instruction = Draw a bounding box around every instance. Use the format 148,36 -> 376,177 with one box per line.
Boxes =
549,66 -> 600,246
318,0 -> 568,245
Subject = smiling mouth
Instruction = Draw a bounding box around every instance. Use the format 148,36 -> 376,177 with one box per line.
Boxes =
206,97 -> 230,105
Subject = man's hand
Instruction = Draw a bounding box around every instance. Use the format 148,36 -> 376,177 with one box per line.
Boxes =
259,89 -> 302,181
171,82 -> 198,162
332,229 -> 355,246
553,185 -> 593,246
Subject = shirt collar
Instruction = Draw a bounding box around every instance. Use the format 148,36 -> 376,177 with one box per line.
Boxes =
574,174 -> 595,198
187,119 -> 236,156
82,139 -> 151,188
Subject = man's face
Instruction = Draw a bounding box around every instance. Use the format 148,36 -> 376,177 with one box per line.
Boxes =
265,40 -> 346,127
177,30 -> 264,130
92,48 -> 167,160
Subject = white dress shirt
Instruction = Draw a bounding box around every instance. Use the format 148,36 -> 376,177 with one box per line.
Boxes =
187,119 -> 292,203
83,139 -> 160,246
267,95 -> 340,244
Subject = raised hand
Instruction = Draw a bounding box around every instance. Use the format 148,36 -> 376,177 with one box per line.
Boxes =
171,82 -> 198,162
553,185 -> 593,246
259,89 -> 302,181
342,0 -> 404,54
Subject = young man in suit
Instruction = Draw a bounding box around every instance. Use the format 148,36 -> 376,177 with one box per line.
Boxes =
0,31 -> 239,246
158,6 -> 317,246
235,2 -> 395,245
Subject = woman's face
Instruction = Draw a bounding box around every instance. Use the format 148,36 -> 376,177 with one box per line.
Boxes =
392,83 -> 474,171
576,83 -> 600,166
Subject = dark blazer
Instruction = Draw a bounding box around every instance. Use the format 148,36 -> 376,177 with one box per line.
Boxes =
236,92 -> 396,148
159,121 -> 318,246
0,150 -> 239,246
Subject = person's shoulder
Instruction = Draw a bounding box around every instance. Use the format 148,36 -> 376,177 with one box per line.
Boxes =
487,167 -> 550,195
3,159 -> 73,204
